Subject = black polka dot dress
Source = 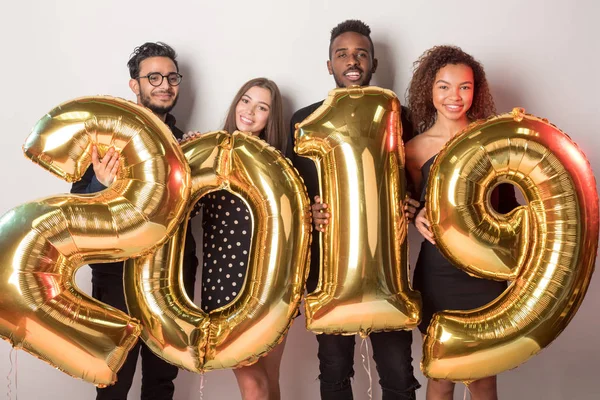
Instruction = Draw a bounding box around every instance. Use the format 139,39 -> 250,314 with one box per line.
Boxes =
199,190 -> 252,312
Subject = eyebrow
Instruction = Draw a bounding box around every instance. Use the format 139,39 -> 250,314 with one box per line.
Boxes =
334,47 -> 370,54
242,94 -> 271,108
435,79 -> 473,85
145,70 -> 178,75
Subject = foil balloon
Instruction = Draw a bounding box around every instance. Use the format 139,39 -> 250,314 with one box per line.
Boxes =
124,130 -> 311,371
295,86 -> 421,336
423,108 -> 598,380
0,96 -> 191,386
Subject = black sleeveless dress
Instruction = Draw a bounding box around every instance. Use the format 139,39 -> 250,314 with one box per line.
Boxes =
199,190 -> 252,312
413,155 -> 519,334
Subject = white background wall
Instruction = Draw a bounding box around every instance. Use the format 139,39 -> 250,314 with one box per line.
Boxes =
1,1 -> 598,399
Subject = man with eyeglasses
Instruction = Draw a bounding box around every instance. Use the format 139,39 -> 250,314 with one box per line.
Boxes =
71,41 -> 198,400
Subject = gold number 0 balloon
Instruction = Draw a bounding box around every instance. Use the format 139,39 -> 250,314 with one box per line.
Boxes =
423,108 -> 598,380
0,97 -> 191,385
124,131 -> 311,371
295,86 -> 421,336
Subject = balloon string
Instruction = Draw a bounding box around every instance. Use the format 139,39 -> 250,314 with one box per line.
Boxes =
463,382 -> 472,400
6,348 -> 17,400
359,338 -> 373,400
6,348 -> 12,400
14,351 -> 18,400
199,371 -> 205,400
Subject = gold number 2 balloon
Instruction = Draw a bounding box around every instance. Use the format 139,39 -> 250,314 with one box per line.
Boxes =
423,108 -> 598,380
295,86 -> 421,336
0,96 -> 191,386
124,131 -> 311,371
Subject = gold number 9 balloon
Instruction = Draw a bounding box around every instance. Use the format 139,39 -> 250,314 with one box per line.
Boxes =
0,96 -> 191,386
124,131 -> 311,371
423,108 -> 598,381
295,86 -> 421,336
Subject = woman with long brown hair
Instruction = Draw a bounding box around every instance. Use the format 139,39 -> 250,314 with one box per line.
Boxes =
196,77 -> 288,400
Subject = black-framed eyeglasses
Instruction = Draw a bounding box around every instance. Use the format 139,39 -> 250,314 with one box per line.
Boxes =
137,72 -> 183,87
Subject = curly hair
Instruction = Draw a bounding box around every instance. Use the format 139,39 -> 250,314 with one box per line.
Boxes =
329,20 -> 374,59
127,42 -> 178,79
406,45 -> 495,133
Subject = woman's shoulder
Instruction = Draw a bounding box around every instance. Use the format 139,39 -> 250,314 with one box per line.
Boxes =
405,131 -> 438,167
406,127 -> 440,146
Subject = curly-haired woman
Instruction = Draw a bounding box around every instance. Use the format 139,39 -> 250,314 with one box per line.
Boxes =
405,45 -> 518,400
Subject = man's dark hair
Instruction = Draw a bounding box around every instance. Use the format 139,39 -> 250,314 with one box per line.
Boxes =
329,20 -> 374,59
127,42 -> 178,79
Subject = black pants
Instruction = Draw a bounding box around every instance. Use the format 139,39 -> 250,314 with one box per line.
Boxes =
92,254 -> 197,400
316,330 -> 420,400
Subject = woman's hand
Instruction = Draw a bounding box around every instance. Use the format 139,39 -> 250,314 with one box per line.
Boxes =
404,195 -> 420,223
311,195 -> 330,232
179,130 -> 202,143
92,145 -> 119,187
415,206 -> 436,245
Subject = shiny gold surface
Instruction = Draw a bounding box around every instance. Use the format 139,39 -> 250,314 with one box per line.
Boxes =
0,96 -> 191,385
124,131 -> 311,371
295,86 -> 421,336
423,108 -> 598,380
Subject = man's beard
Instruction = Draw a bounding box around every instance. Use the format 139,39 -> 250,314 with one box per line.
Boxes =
140,88 -> 178,116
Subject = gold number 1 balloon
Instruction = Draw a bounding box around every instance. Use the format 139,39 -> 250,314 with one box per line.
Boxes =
0,96 -> 191,386
124,131 -> 311,371
295,86 -> 421,336
423,108 -> 598,380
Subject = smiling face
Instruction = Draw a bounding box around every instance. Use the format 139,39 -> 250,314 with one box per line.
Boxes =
327,31 -> 377,88
129,56 -> 179,118
432,63 -> 474,123
234,86 -> 272,135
